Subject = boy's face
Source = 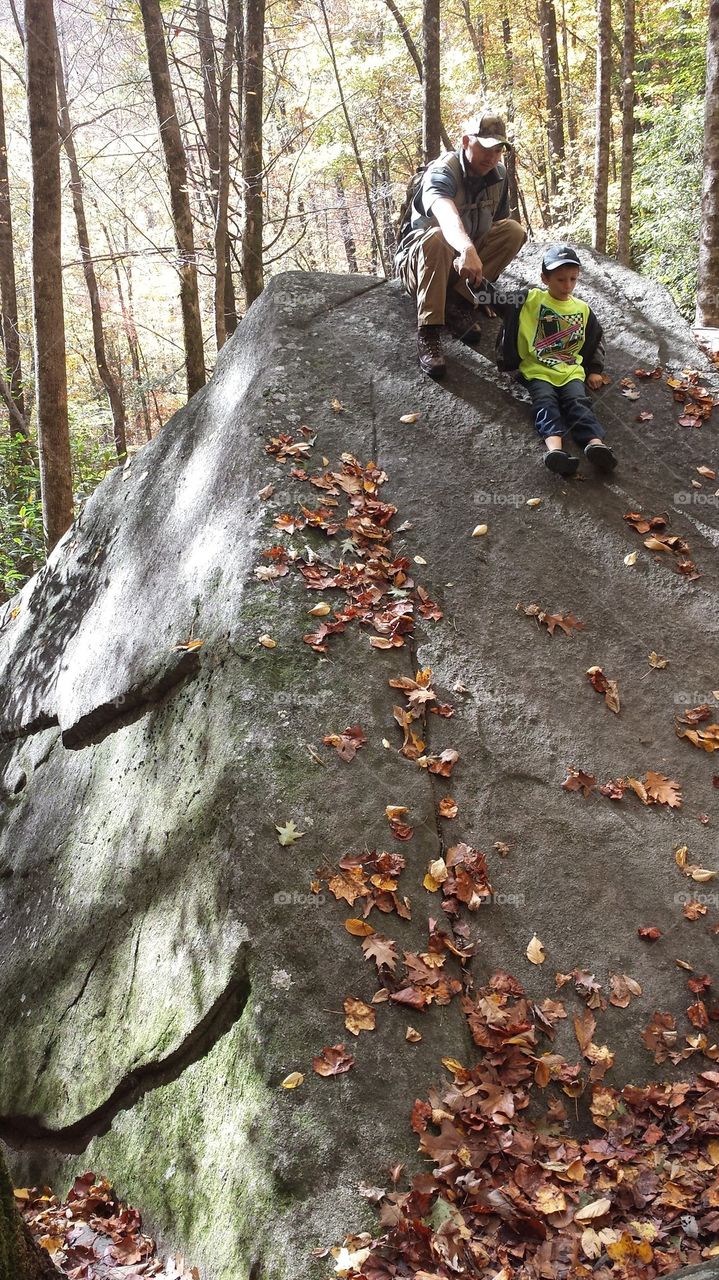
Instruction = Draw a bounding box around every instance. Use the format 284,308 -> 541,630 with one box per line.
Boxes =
542,265 -> 580,301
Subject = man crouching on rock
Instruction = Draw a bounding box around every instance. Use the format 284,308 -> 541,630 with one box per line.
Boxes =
394,112 -> 526,380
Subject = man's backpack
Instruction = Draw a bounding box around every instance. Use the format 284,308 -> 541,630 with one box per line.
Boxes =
394,163 -> 427,245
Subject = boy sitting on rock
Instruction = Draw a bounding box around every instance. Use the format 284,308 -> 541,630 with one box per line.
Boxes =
492,244 -> 617,476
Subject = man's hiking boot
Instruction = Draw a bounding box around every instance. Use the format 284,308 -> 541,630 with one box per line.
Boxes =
445,298 -> 482,345
417,325 -> 446,379
544,448 -> 580,477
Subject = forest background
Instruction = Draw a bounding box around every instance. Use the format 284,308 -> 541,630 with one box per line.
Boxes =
0,0 -> 713,600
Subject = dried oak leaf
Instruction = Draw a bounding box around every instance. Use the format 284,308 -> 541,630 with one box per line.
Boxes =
438,796 -> 458,819
638,925 -> 662,941
644,771 -> 683,807
586,666 -> 620,714
562,766 -> 597,798
425,749 -> 459,777
312,1043 -> 355,1076
517,602 -> 585,636
322,724 -> 367,762
608,972 -> 642,1007
361,933 -> 398,972
343,997 -> 376,1036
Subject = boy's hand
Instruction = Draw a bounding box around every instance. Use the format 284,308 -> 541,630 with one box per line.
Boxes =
587,373 -> 604,390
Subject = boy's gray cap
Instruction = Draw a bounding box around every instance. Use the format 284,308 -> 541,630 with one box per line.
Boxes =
542,244 -> 582,272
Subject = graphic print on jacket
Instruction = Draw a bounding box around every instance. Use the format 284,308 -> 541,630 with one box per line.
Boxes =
532,304 -> 585,368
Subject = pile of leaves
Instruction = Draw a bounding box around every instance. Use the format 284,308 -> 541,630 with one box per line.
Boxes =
326,1060 -> 719,1279
256,437 -> 442,654
17,1172 -> 198,1279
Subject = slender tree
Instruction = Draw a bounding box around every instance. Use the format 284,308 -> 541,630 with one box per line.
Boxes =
318,0 -> 390,275
593,0 -> 612,251
335,175 -> 358,272
538,0 -> 566,194
380,0 -> 451,150
139,0 -> 206,396
616,0 -> 635,263
0,64 -> 27,435
697,0 -> 719,325
241,0 -> 266,303
54,33 -> 127,459
196,0 -> 237,340
25,0 -> 73,549
422,0 -> 441,163
215,0 -> 240,347
459,0 -> 487,95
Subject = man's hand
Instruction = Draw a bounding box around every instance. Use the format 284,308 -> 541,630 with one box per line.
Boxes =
586,373 -> 604,390
453,244 -> 484,286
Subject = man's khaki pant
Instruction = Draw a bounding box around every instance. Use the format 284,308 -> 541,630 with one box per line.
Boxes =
396,219 -> 527,327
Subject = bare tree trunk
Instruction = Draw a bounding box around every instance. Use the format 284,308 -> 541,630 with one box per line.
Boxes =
215,0 -> 239,347
538,0 -> 565,194
697,0 -> 719,324
499,5 -> 520,221
379,0 -> 451,150
139,0 -> 206,396
560,0 -> 576,148
335,175 -> 358,272
100,219 -> 152,441
0,65 -> 27,436
25,0 -> 73,550
616,0 -> 635,263
54,35 -> 127,459
318,0 -> 389,275
241,0 -> 265,304
593,0 -> 612,252
422,0 -> 441,163
459,0 -> 487,94
196,0 -> 237,341
1,1152 -> 62,1279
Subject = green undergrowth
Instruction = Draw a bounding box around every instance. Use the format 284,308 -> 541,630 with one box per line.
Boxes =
0,428 -> 116,603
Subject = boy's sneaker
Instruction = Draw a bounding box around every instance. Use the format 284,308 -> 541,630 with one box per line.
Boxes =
445,298 -> 482,345
585,443 -> 617,472
417,325 -> 446,379
544,449 -> 580,477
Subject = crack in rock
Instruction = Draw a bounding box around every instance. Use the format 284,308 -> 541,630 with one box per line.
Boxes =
0,965 -> 250,1154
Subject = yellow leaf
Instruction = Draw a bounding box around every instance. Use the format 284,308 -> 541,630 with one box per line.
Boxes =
385,805 -> 408,819
624,551 -> 638,565
441,1057 -> 465,1074
280,1072 -> 304,1089
405,1025 -> 422,1042
344,918 -> 375,936
308,603 -> 331,616
414,555 -> 427,564
258,634 -> 277,648
648,651 -> 668,668
675,844 -> 689,868
526,934 -> 546,965
344,996 -> 376,1036
472,524 -> 488,537
399,412 -> 420,423
689,866 -> 717,882
331,397 -> 345,412
526,497 -> 542,507
381,738 -> 391,748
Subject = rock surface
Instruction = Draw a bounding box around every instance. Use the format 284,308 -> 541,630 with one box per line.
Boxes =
0,249 -> 718,1279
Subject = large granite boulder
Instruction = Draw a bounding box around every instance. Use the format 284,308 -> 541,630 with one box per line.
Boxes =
1,250 -> 718,1278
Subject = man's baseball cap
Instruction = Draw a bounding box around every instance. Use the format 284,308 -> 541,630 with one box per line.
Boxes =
468,112 -> 510,149
542,244 -> 582,272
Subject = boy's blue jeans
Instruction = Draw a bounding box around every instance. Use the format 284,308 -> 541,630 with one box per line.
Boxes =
523,377 -> 606,447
